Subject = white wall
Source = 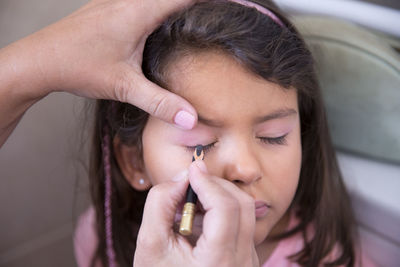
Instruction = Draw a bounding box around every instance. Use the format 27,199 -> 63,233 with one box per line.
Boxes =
0,0 -> 89,266
275,0 -> 400,37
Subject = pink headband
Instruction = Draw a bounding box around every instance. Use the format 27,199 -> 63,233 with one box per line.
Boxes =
228,0 -> 285,27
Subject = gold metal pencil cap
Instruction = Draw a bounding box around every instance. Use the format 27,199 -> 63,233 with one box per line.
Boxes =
179,202 -> 196,236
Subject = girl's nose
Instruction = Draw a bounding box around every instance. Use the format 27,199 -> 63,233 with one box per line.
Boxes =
221,143 -> 262,185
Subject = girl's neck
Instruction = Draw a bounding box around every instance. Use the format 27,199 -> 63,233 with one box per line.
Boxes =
256,211 -> 291,264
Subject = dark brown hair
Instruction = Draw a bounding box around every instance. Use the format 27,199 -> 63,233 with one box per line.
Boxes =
88,1 -> 357,266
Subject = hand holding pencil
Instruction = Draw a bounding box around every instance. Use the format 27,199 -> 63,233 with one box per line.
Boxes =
179,145 -> 204,236
135,146 -> 259,266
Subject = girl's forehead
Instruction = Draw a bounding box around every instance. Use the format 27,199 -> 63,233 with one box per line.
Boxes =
165,52 -> 298,123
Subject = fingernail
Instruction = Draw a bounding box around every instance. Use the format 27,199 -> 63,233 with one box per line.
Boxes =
174,110 -> 196,130
194,160 -> 207,173
172,169 -> 189,182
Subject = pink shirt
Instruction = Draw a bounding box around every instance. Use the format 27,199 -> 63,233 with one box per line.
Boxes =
74,207 -> 100,267
261,213 -> 376,267
74,207 -> 377,267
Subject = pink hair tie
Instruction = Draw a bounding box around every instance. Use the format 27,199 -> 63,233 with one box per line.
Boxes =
229,0 -> 285,27
102,125 -> 116,267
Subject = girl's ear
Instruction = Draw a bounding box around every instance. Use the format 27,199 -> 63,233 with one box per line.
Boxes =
113,137 -> 152,191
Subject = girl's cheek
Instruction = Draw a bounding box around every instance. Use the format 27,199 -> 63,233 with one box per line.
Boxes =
147,149 -> 191,185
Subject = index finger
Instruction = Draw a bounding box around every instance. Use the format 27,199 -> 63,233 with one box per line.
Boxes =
187,162 -> 243,251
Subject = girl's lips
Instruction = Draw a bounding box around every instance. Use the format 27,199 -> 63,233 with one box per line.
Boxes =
255,200 -> 270,219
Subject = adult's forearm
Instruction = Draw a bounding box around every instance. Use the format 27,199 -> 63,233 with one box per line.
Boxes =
0,37 -> 49,147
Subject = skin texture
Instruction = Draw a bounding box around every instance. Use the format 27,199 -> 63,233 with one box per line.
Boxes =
117,52 -> 302,265
0,0 -> 198,147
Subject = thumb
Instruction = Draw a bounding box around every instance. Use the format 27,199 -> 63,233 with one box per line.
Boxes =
138,171 -> 189,245
115,66 -> 197,130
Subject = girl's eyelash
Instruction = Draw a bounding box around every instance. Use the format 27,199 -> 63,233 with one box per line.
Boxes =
186,134 -> 288,153
186,142 -> 216,153
259,134 -> 288,145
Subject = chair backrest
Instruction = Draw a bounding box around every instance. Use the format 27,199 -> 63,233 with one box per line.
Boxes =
294,16 -> 400,267
294,16 -> 400,164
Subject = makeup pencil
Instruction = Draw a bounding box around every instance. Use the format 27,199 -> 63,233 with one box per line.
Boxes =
179,145 -> 204,236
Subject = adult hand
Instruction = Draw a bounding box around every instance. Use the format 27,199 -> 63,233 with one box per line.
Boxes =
0,0 -> 198,147
134,161 -> 260,267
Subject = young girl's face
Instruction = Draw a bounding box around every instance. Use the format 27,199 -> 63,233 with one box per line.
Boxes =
119,52 -> 301,250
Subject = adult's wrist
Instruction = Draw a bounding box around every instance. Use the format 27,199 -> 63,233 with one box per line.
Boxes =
0,36 -> 53,147
0,36 -> 52,102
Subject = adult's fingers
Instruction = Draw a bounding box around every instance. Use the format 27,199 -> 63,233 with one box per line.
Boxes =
67,0 -> 199,130
188,161 -> 256,259
137,171 -> 189,250
114,65 -> 197,130
209,174 -> 256,260
121,0 -> 199,129
187,161 -> 241,250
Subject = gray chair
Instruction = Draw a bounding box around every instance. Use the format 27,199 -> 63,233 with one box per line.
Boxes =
295,16 -> 400,267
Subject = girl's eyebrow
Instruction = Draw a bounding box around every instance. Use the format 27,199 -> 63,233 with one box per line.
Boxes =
198,114 -> 224,127
197,108 -> 298,128
254,108 -> 298,123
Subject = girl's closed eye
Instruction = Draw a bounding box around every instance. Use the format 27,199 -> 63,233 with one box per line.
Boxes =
185,133 -> 288,154
186,141 -> 217,154
259,133 -> 288,145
